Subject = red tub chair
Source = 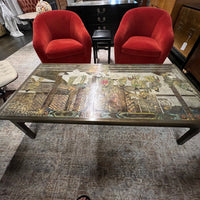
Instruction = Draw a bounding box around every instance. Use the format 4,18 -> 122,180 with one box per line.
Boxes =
33,10 -> 91,63
114,7 -> 174,64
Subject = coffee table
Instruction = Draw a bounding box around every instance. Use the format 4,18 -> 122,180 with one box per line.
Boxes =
0,63 -> 200,145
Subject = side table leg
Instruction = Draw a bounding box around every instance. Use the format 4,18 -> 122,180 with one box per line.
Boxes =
11,121 -> 36,139
93,42 -> 97,63
108,41 -> 111,64
177,128 -> 200,145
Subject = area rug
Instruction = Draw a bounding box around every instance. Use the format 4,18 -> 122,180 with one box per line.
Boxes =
0,123 -> 200,200
5,42 -> 41,91
0,42 -> 40,179
0,42 -> 200,200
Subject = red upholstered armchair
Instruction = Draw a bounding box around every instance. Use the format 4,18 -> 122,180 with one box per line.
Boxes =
114,7 -> 174,64
33,10 -> 92,63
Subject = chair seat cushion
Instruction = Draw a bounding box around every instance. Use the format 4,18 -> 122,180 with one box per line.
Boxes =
122,36 -> 161,57
46,39 -> 84,60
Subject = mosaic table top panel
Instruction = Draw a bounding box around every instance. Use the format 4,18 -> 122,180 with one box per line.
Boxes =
0,64 -> 200,126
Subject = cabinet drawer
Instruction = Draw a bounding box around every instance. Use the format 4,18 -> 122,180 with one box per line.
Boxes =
67,2 -> 138,39
86,6 -> 115,24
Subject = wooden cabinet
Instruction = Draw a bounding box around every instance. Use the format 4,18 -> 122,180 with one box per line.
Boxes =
67,1 -> 138,41
173,5 -> 200,59
149,0 -> 199,24
170,0 -> 200,25
180,4 -> 200,83
170,3 -> 200,83
149,0 -> 176,14
56,0 -> 67,9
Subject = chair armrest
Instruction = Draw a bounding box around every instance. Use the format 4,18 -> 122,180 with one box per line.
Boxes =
151,14 -> 174,58
70,14 -> 92,59
114,11 -> 135,47
33,18 -> 52,63
70,14 -> 91,46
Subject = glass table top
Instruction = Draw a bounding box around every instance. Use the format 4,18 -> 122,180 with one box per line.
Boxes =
0,64 -> 200,126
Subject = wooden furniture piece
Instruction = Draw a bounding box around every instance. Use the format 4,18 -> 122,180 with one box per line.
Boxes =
149,0 -> 176,15
149,0 -> 200,22
66,0 -> 138,40
138,0 -> 148,7
0,63 -> 200,145
173,5 -> 200,59
92,29 -> 111,64
176,3 -> 200,85
184,36 -> 200,83
169,3 -> 200,88
56,0 -> 67,9
170,0 -> 200,25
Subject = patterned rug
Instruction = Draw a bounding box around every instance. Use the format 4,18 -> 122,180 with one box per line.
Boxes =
0,43 -> 200,200
0,122 -> 200,200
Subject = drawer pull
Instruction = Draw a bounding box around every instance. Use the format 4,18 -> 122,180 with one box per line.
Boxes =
97,26 -> 106,30
97,8 -> 106,14
97,17 -> 106,23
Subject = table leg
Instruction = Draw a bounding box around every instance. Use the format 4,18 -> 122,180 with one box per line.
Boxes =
93,42 -> 97,63
11,121 -> 36,139
0,87 -> 6,102
108,41 -> 111,64
177,127 -> 200,145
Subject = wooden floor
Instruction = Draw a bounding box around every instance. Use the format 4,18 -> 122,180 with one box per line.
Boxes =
0,29 -> 32,60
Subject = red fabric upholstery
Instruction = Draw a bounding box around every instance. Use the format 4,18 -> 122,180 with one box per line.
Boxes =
114,7 -> 174,64
122,36 -> 161,57
17,0 -> 38,13
33,10 -> 92,63
46,39 -> 84,59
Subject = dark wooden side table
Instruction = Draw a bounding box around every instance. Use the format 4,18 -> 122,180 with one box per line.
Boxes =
92,30 -> 111,64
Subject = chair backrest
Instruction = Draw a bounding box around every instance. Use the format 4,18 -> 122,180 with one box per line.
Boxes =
122,7 -> 172,37
33,10 -> 81,39
17,0 -> 38,13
